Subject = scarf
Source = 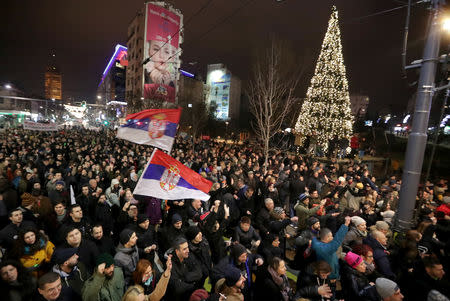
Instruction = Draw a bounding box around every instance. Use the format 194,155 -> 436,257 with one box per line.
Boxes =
268,267 -> 291,301
355,228 -> 368,238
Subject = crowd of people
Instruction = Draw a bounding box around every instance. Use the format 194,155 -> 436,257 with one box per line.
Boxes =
0,128 -> 449,301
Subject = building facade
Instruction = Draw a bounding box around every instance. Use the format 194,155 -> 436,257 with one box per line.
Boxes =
97,44 -> 128,105
206,64 -> 241,121
44,65 -> 62,100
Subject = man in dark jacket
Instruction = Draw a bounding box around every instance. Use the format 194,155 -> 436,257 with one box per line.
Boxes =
255,198 -> 274,238
132,214 -> 157,262
0,208 -> 35,248
158,213 -> 185,258
186,226 -> 212,285
363,230 -> 395,280
89,224 -> 115,255
233,216 -> 261,251
114,228 -> 138,286
409,256 -> 450,300
51,248 -> 88,301
167,237 -> 203,301
62,227 -> 99,274
63,204 -> 92,239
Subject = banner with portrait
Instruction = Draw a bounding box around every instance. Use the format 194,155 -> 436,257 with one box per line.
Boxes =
143,2 -> 183,103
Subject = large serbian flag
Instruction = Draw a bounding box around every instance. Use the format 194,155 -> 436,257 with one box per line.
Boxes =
116,108 -> 181,152
133,149 -> 213,201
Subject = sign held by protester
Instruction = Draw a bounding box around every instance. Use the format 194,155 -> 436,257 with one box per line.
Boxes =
116,108 -> 181,152
133,149 -> 212,201
23,121 -> 59,131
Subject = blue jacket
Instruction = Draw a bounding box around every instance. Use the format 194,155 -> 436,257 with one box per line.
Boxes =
312,224 -> 348,279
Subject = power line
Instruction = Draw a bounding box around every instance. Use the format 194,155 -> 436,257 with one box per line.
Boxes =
143,0 -> 215,65
155,0 -> 256,66
346,0 -> 427,23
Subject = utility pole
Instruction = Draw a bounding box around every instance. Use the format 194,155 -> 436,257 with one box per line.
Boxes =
395,0 -> 443,232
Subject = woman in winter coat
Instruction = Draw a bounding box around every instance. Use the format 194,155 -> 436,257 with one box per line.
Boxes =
342,215 -> 367,252
295,260 -> 335,301
9,227 -> 55,277
255,257 -> 294,301
340,252 -> 379,301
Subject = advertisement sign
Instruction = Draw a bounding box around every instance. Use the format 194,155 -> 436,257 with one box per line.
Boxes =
23,121 -> 59,131
143,2 -> 183,103
207,69 -> 231,120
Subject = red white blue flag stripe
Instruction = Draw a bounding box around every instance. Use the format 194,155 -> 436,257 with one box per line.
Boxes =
133,149 -> 213,201
116,108 -> 181,152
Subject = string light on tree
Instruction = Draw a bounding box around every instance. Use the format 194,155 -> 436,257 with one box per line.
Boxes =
295,6 -> 353,152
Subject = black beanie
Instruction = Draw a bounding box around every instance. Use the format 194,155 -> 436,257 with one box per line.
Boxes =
96,253 -> 115,268
307,216 -> 320,228
137,214 -> 149,225
171,213 -> 182,224
185,226 -> 201,241
231,243 -> 247,261
119,228 -> 135,245
225,266 -> 242,286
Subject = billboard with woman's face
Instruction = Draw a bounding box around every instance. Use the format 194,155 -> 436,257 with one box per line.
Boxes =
143,2 -> 183,103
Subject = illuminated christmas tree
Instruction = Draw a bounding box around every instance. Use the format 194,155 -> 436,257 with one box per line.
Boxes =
295,6 -> 353,152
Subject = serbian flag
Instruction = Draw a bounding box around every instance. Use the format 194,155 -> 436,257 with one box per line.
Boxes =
116,108 -> 181,152
133,149 -> 213,201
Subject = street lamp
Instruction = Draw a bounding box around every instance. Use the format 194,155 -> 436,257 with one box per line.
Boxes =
4,84 -> 11,89
225,121 -> 229,140
97,95 -> 101,99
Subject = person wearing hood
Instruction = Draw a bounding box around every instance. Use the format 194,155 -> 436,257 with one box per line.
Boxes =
341,251 -> 379,301
343,216 -> 368,252
258,233 -> 284,263
114,228 -> 139,286
48,180 -> 69,205
295,260 -> 335,301
105,178 -> 123,207
51,248 -> 88,301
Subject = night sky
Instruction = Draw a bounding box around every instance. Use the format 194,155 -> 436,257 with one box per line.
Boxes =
1,0 -> 432,114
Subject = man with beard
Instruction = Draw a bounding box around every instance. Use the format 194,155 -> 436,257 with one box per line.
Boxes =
52,248 -> 88,301
82,253 -> 125,301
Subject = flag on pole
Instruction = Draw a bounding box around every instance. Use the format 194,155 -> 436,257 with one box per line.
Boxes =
116,108 -> 181,152
133,149 -> 213,201
70,185 -> 76,205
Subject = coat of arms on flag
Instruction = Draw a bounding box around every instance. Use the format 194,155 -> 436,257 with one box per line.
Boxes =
116,108 -> 181,152
133,149 -> 213,201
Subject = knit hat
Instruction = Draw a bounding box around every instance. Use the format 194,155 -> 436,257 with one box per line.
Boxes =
55,180 -> 65,186
443,196 -> 450,204
271,207 -> 285,219
345,252 -> 363,269
185,226 -> 201,241
225,266 -> 242,287
137,214 -> 149,225
427,290 -> 450,301
231,244 -> 247,261
53,248 -> 78,264
376,278 -> 400,298
171,213 -> 182,224
96,253 -> 115,268
21,193 -> 36,207
351,216 -> 366,227
111,178 -> 119,185
298,193 -> 308,202
307,216 -> 320,228
356,182 -> 364,190
189,289 -> 210,301
119,228 -> 135,245
375,221 -> 389,231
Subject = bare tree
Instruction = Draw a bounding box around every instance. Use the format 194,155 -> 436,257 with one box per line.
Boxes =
247,39 -> 301,169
